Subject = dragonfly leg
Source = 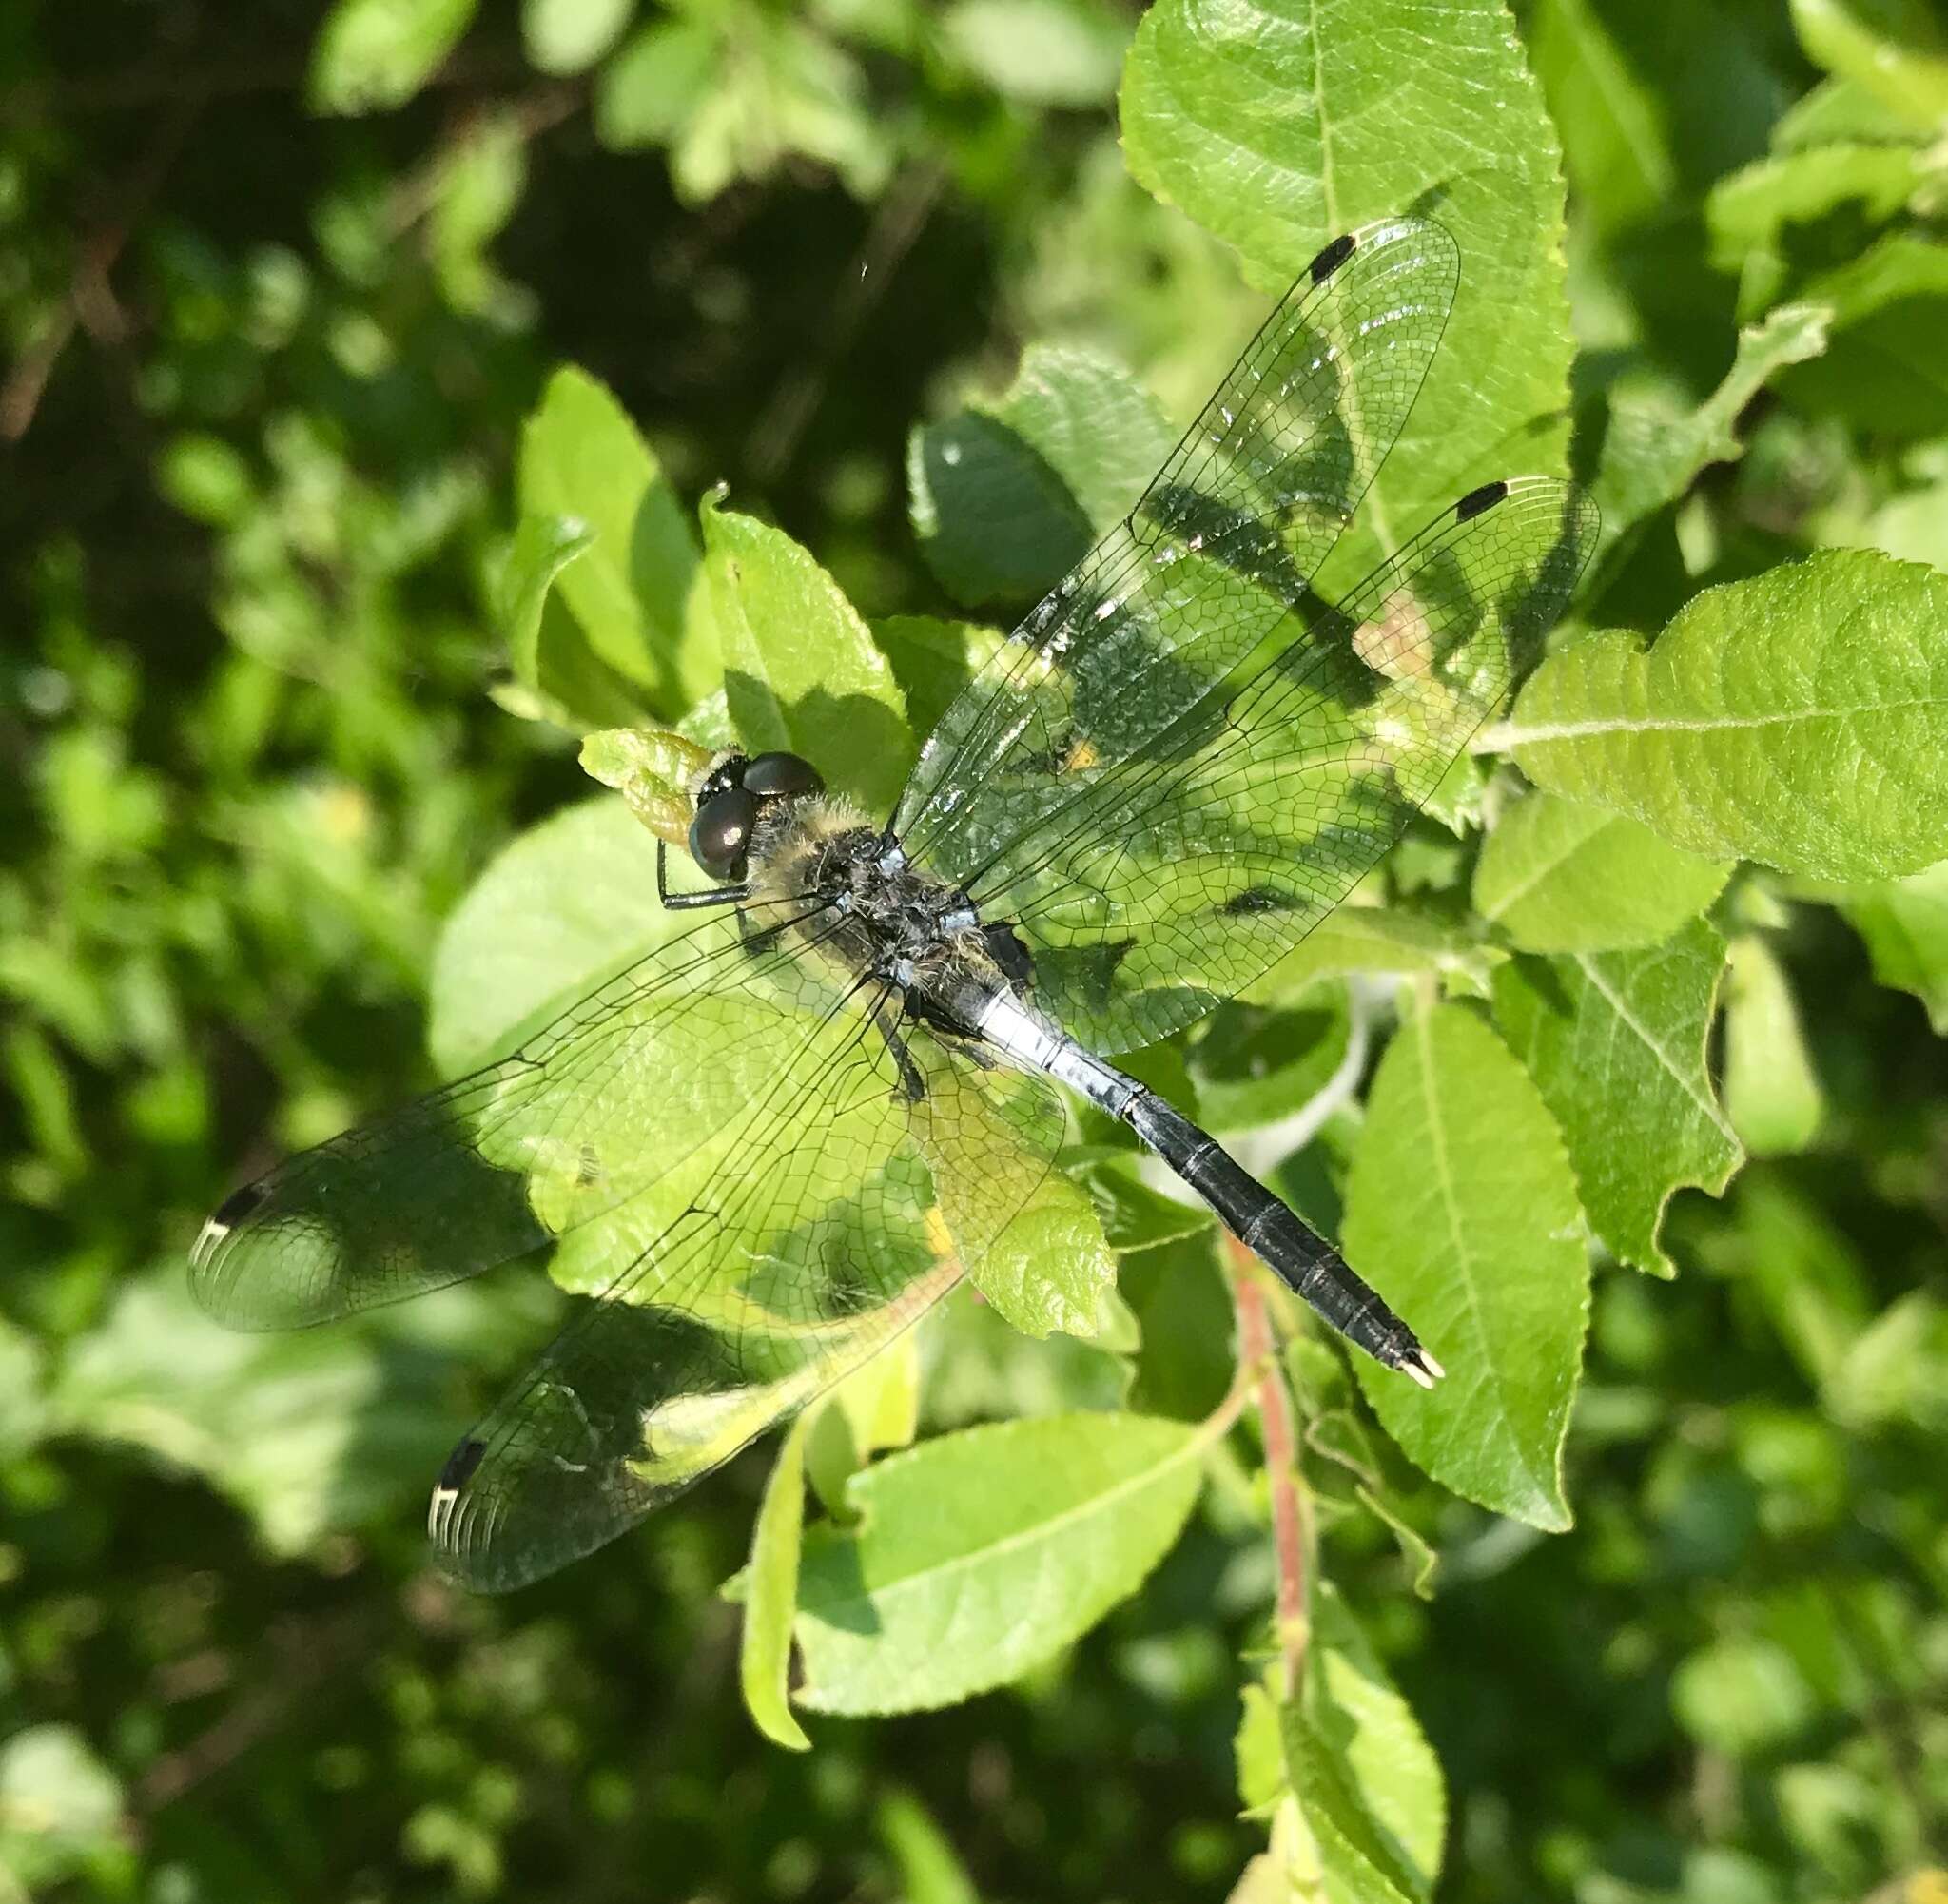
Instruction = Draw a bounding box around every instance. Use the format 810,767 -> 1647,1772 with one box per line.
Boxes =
657,841 -> 751,911
870,999 -> 927,1103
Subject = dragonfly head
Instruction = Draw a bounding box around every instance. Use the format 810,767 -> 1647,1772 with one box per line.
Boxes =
688,749 -> 825,880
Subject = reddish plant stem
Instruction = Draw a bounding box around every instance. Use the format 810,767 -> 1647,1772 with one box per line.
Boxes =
1227,1235 -> 1309,1697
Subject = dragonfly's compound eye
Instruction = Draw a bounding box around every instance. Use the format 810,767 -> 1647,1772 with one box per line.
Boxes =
690,786 -> 759,880
742,751 -> 823,799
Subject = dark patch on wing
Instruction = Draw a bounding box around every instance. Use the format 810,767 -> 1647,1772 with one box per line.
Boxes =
1309,232 -> 1356,283
211,1178 -> 271,1231
1221,885 -> 1306,917
1454,479 -> 1509,522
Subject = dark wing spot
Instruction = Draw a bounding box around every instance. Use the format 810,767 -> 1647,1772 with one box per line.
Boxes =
1222,885 -> 1302,916
1454,479 -> 1509,523
1309,232 -> 1357,283
437,1437 -> 487,1495
212,1178 -> 271,1229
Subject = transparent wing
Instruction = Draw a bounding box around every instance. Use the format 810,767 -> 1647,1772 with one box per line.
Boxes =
894,215 -> 1460,908
973,479 -> 1601,1049
429,1002 -> 1065,1592
189,892 -> 853,1329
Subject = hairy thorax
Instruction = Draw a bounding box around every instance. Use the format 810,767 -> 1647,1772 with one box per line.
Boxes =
745,798 -> 1003,1032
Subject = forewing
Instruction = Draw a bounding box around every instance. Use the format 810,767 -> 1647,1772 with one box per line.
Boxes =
984,479 -> 1603,1049
429,1005 -> 1063,1591
190,892 -> 849,1329
894,216 -> 1459,895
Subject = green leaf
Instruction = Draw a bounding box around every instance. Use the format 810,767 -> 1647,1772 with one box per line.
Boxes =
497,515 -> 655,733
1772,71 -> 1929,146
874,1790 -> 982,1904
793,1412 -> 1208,1713
595,12 -> 891,203
576,725 -> 712,844
1304,1588 -> 1447,1883
908,346 -> 1173,606
1707,144 -> 1930,282
1353,1484 -> 1440,1600
1342,1004 -> 1588,1531
428,796 -> 681,1075
522,0 -> 633,74
1116,1233 -> 1234,1422
964,1162 -> 1117,1339
1237,1588 -> 1445,1886
702,498 -> 913,812
1188,997 -> 1350,1135
1587,304 -> 1830,592
594,19 -> 716,150
1790,0 -> 1948,131
0,1314 -> 47,1459
870,615 -> 1004,748
426,110 -> 529,313
738,1414 -> 813,1751
0,1724 -> 125,1894
1818,856 -> 1948,1032
1245,908 -> 1469,1005
1472,790 -> 1732,953
1086,1156 -> 1214,1255
806,1334 -> 922,1516
1825,1290 -> 1948,1433
1507,550 -> 1948,882
1783,233 -> 1948,437
1279,1707 -> 1422,1904
53,1269 -> 466,1557
1493,921 -> 1743,1278
1725,1175 -> 1873,1387
1671,1636 -> 1817,1758
1724,933 -> 1825,1156
1121,0 -> 1573,578
309,0 -> 479,114
517,367 -> 704,709
940,0 -> 1129,107
1527,0 -> 1678,236
1841,469 -> 1948,573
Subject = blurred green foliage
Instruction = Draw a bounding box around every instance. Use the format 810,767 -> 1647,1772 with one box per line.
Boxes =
3,1 -> 1946,1900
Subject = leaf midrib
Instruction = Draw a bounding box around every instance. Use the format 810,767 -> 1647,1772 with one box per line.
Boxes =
1412,1009 -> 1552,1511
1574,954 -> 1740,1145
1510,696 -> 1942,744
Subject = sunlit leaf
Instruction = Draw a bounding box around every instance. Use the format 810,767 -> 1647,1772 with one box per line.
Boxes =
1724,932 -> 1825,1156
1528,0 -> 1677,235
1587,303 -> 1830,591
793,1412 -> 1209,1712
909,345 -> 1173,605
1473,789 -> 1732,953
1494,921 -> 1742,1279
309,0 -> 478,114
1122,0 -> 1574,583
428,796 -> 677,1075
518,367 -> 706,709
1508,551 -> 1948,882
1816,856 -> 1948,1032
1343,1003 -> 1588,1530
738,1414 -> 813,1750
522,0 -> 633,74
1790,0 -> 1948,130
701,499 -> 913,812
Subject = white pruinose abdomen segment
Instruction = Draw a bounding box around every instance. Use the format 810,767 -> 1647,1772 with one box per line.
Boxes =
974,989 -> 1137,1116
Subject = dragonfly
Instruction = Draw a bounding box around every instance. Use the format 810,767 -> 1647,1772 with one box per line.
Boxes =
193,215 -> 1598,1592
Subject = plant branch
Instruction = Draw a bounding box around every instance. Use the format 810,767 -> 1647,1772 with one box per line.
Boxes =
1229,1238 -> 1310,1697
0,94 -> 199,441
